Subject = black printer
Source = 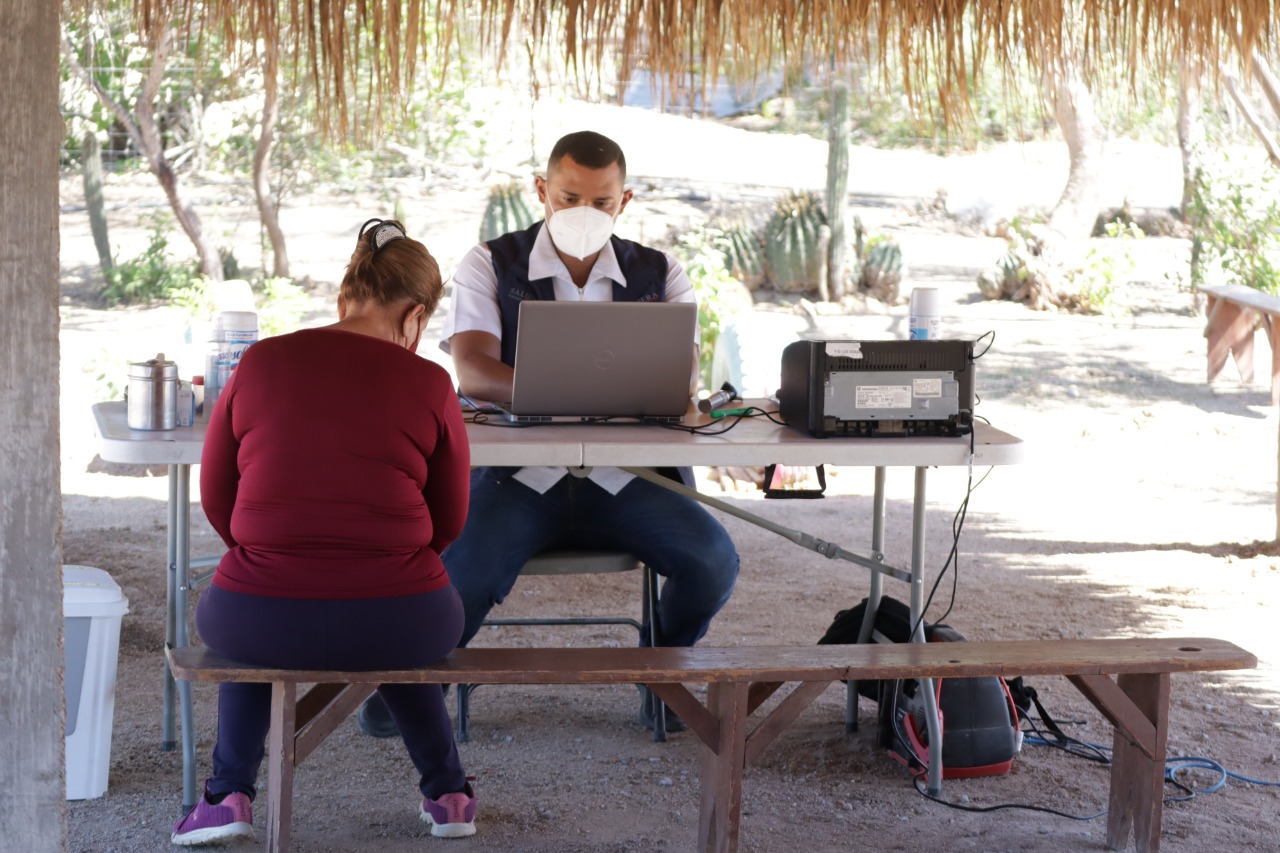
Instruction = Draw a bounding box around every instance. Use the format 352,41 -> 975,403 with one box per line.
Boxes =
778,339 -> 975,437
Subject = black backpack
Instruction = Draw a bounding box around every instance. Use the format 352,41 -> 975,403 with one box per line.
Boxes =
819,596 -> 1020,778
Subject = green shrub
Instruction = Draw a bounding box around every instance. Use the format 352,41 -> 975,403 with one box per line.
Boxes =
976,219 -> 1138,314
1062,222 -> 1142,314
255,278 -> 310,337
88,348 -> 130,402
169,275 -> 309,338
673,227 -> 753,389
100,221 -> 202,306
1189,154 -> 1280,295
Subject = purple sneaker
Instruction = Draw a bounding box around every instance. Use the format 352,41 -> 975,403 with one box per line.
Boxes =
420,780 -> 477,838
171,788 -> 254,847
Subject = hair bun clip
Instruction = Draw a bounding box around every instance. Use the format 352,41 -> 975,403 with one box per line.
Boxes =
360,218 -> 408,252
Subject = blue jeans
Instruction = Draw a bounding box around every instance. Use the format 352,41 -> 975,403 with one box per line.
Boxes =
196,584 -> 467,801
443,468 -> 740,648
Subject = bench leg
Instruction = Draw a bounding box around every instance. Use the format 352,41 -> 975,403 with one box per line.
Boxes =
1069,671 -> 1170,853
1264,315 -> 1280,405
266,681 -> 298,853
1205,297 -> 1255,385
1107,673 -> 1170,853
697,682 -> 749,853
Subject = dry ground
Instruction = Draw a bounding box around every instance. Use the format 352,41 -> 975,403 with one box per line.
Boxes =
59,103 -> 1280,851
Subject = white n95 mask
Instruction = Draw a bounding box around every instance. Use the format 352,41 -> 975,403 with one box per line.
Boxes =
546,205 -> 615,260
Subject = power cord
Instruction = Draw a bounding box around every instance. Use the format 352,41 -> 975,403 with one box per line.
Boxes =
910,711 -> 1280,819
908,427 -> 994,639
906,334 -> 996,637
910,769 -> 1107,820
655,406 -> 785,435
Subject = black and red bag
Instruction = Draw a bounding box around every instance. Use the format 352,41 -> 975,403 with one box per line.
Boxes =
819,596 -> 1020,779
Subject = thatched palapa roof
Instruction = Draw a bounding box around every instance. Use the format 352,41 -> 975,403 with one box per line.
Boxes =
132,0 -> 1276,138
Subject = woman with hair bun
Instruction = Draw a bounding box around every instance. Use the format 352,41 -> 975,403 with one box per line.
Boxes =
171,219 -> 477,845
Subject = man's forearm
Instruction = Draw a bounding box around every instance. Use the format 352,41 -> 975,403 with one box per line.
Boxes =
456,352 -> 515,402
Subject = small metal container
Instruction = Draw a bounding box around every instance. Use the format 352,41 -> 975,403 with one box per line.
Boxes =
126,353 -> 179,431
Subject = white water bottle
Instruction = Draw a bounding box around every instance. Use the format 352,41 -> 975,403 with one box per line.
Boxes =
204,283 -> 259,410
908,287 -> 942,341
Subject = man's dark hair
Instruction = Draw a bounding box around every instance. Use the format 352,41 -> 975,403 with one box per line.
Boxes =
548,131 -> 626,179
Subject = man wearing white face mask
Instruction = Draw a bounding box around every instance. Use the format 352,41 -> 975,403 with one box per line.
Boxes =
357,131 -> 740,739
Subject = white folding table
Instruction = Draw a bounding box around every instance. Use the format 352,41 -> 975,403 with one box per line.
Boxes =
93,399 -> 1025,806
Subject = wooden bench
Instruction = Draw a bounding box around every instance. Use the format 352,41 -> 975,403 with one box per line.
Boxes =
1201,283 -> 1280,404
168,637 -> 1255,853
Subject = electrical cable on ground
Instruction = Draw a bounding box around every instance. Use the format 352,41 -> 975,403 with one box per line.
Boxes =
909,712 -> 1280,819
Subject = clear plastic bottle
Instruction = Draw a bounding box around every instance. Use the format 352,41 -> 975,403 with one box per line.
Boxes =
204,340 -> 224,412
176,380 -> 194,427
205,307 -> 259,413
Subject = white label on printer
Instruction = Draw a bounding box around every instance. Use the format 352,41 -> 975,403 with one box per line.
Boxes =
825,342 -> 863,359
913,377 -> 943,398
856,385 -> 912,408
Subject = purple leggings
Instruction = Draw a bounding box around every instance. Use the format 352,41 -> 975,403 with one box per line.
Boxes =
195,583 -> 467,801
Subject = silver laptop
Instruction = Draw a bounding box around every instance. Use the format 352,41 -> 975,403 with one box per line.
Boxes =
500,301 -> 697,423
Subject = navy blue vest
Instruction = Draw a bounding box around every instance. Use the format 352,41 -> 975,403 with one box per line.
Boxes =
483,222 -> 693,489
486,222 -> 669,366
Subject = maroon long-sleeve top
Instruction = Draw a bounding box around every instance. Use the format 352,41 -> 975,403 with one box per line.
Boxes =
200,327 -> 470,599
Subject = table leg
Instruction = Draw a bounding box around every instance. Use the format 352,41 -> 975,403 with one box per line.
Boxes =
173,463 -> 198,810
848,467 -> 888,731
163,467 -> 179,753
175,463 -> 192,650
911,466 -> 944,796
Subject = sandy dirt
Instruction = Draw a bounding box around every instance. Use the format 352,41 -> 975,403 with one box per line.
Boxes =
59,103 -> 1280,852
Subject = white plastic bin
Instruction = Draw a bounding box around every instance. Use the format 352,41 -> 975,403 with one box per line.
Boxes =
63,565 -> 129,800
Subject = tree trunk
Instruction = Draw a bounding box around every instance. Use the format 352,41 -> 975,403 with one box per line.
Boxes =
1044,58 -> 1106,241
63,25 -> 223,281
1249,52 -> 1280,135
1224,74 -> 1280,168
253,38 -> 289,278
0,1 -> 68,849
825,76 -> 851,301
1177,58 -> 1204,220
133,28 -> 223,281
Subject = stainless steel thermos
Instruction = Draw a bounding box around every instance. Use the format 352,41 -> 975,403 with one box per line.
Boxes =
126,353 -> 179,430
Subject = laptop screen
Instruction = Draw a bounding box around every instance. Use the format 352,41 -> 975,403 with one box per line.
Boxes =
506,301 -> 697,421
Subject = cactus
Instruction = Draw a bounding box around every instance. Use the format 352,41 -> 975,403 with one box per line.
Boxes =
479,181 -> 538,242
997,251 -> 1023,288
764,191 -> 828,293
81,132 -> 113,273
975,268 -> 1005,300
977,247 -> 1059,308
976,251 -> 1029,301
715,223 -> 766,290
856,237 -> 903,302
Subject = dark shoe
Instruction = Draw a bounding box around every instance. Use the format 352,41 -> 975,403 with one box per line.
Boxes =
637,692 -> 686,734
356,692 -> 401,738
